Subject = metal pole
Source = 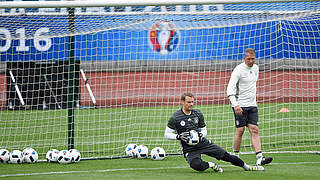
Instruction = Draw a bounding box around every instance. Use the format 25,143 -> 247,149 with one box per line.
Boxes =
68,7 -> 75,150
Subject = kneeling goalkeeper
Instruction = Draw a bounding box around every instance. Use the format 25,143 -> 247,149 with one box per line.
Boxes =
164,92 -> 264,172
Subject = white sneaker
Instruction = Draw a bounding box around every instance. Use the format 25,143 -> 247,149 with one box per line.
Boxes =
246,165 -> 264,171
256,157 -> 273,166
210,162 -> 223,173
256,157 -> 263,165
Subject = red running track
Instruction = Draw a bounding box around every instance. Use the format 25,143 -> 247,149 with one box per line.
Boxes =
0,70 -> 319,109
79,70 -> 320,107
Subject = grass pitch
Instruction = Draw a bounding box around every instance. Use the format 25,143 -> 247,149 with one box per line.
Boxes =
1,102 -> 320,179
1,103 -> 320,158
1,153 -> 320,180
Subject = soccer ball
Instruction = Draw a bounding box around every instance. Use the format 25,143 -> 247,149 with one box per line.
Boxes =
57,150 -> 72,164
0,149 -> 10,163
125,144 -> 137,157
46,149 -> 59,163
135,145 -> 148,159
187,130 -> 200,146
23,147 -> 38,163
69,149 -> 81,163
150,147 -> 166,161
9,150 -> 24,164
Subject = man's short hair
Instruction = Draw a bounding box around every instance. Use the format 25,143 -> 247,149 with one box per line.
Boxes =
244,48 -> 256,55
181,92 -> 194,101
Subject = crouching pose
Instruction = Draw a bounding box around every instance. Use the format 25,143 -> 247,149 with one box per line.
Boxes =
164,93 -> 264,172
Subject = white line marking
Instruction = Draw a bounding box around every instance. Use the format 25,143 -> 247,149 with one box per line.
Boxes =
1,162 -> 320,178
0,166 -> 187,178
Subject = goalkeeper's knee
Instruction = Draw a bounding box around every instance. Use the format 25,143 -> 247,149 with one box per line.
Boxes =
189,158 -> 209,171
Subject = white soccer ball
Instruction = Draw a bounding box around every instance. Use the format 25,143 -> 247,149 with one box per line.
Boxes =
46,149 -> 59,163
187,130 -> 200,146
69,149 -> 81,163
57,150 -> 72,164
150,147 -> 166,161
0,149 -> 10,163
125,144 -> 137,157
23,147 -> 38,163
135,145 -> 148,159
9,150 -> 24,164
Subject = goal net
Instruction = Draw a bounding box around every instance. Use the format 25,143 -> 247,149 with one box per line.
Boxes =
0,0 -> 320,159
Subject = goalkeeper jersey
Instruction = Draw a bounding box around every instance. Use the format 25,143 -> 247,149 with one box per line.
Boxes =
167,108 -> 209,152
227,62 -> 259,107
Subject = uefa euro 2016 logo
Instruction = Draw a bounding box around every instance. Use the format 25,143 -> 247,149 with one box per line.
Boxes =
149,21 -> 179,55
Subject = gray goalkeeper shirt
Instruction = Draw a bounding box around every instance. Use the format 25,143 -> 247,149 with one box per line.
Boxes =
167,108 -> 206,152
227,62 -> 259,107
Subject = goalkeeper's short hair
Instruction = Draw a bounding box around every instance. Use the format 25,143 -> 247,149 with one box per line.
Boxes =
181,92 -> 194,101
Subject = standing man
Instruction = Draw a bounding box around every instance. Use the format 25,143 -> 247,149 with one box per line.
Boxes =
227,48 -> 273,166
164,92 -> 264,172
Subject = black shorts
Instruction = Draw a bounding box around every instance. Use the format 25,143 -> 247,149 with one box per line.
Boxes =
232,106 -> 258,128
184,138 -> 226,164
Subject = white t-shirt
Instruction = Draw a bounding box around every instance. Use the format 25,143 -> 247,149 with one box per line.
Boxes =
227,62 -> 259,107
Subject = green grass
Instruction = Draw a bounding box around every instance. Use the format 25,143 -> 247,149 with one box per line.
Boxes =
1,102 -> 320,179
1,102 -> 320,158
1,153 -> 320,180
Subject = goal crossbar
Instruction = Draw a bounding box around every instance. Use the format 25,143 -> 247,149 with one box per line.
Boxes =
0,0 -> 315,8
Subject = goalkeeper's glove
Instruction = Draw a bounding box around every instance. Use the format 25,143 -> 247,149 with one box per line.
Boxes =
176,132 -> 190,143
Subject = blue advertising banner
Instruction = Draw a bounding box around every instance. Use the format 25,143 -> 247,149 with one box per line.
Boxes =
1,14 -> 320,61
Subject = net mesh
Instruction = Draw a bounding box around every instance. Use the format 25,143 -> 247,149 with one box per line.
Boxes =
0,1 -> 320,159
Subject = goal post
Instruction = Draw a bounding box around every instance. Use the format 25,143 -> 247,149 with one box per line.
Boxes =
0,0 -> 320,160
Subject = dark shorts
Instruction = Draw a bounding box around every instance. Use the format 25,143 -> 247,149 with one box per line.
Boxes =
232,106 -> 258,128
184,138 -> 226,164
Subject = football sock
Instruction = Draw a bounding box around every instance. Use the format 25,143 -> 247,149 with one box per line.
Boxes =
208,162 -> 215,168
256,151 -> 263,159
242,163 -> 250,171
